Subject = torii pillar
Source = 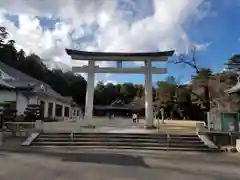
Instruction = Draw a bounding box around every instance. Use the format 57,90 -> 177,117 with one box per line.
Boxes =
144,60 -> 154,127
84,60 -> 95,123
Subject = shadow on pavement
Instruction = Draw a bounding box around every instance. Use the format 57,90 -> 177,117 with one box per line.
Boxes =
61,153 -> 149,167
0,146 -> 149,168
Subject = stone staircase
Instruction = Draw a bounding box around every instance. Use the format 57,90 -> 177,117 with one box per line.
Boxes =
30,132 -> 220,152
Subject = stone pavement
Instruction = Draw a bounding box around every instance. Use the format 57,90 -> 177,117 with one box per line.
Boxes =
43,118 -> 148,133
42,118 -> 198,134
0,143 -> 240,180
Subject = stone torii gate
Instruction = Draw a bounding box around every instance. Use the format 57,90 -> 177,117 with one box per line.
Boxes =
66,49 -> 174,128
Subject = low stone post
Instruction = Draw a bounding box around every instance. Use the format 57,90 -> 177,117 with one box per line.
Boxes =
35,120 -> 42,132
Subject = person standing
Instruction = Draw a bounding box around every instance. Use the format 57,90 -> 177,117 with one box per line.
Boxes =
132,113 -> 137,123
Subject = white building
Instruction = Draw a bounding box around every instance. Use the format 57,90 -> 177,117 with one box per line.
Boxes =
0,61 -> 82,121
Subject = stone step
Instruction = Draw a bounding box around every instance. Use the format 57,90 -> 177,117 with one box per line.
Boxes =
38,133 -> 201,141
38,135 -> 200,141
29,132 -> 219,152
36,137 -> 204,144
32,141 -> 208,148
41,132 -> 167,136
168,137 -> 200,141
40,134 -> 167,139
30,144 -> 218,152
40,132 -> 198,137
168,134 -> 198,137
37,137 -> 167,142
158,125 -> 196,128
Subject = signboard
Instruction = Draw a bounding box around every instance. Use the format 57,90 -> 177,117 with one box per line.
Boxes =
220,112 -> 239,132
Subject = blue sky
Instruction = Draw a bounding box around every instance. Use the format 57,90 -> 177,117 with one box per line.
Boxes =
0,0 -> 240,85
99,0 -> 240,85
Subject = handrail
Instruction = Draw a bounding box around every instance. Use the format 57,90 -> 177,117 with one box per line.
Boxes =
166,131 -> 170,150
70,132 -> 74,143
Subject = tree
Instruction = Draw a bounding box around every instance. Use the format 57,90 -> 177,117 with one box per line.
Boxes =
7,40 -> 16,47
171,45 -> 212,111
0,27 -> 8,44
0,43 -> 18,68
68,77 -> 87,105
120,83 -> 138,104
175,86 -> 192,119
192,68 -> 212,110
155,76 -> 177,118
209,71 -> 240,112
174,46 -> 200,73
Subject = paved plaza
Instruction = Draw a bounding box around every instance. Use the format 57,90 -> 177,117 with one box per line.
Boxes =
0,145 -> 240,180
42,117 -> 197,134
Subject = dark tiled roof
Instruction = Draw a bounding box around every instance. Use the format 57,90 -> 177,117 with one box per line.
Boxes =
0,61 -> 72,104
0,79 -> 15,89
230,54 -> 240,60
225,55 -> 240,65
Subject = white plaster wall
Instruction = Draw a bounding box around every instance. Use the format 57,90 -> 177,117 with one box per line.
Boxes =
0,90 -> 28,115
0,90 -> 16,102
16,93 -> 28,115
29,97 -> 38,104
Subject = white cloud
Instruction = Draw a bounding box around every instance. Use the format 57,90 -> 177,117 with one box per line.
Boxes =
103,80 -> 118,85
0,0 -> 212,82
194,42 -> 212,51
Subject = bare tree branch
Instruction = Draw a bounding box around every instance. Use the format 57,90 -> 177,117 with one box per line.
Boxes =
171,45 -> 200,73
